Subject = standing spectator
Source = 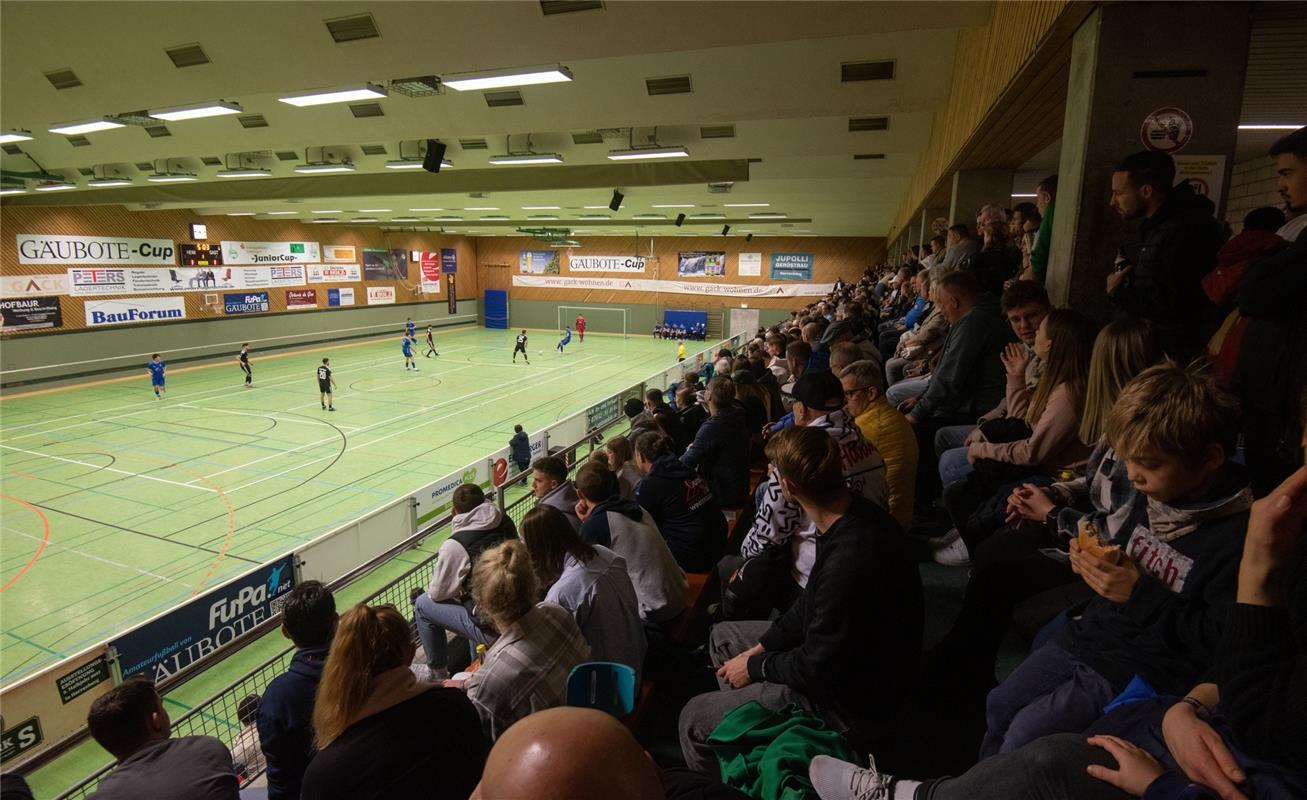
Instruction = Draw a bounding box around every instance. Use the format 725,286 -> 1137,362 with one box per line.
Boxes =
509,424 -> 531,474
228,695 -> 264,781
520,506 -> 647,678
257,580 -> 336,800
447,541 -> 589,741
681,376 -> 751,508
1107,150 -> 1224,358
1027,175 -> 1057,284
413,483 -> 516,681
634,432 -> 729,572
679,426 -> 922,773
86,680 -> 239,800
531,455 -> 581,532
839,359 -> 918,529
302,604 -> 487,800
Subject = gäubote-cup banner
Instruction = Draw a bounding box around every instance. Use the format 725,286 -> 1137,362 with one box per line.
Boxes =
566,255 -> 649,272
512,274 -> 834,297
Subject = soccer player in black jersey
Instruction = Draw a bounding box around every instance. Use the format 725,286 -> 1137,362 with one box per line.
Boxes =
316,358 -> 336,411
424,324 -> 439,358
238,343 -> 252,388
512,330 -> 530,364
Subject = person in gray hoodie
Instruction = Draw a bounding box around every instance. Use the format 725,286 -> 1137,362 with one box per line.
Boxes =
531,455 -> 581,532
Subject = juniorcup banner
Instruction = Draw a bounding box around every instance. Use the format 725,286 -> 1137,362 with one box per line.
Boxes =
17,234 -> 176,266
512,274 -> 834,298
67,265 -> 305,296
221,240 -> 321,265
567,255 -> 649,273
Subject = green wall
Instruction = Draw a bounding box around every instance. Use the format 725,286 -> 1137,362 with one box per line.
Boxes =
0,300 -> 479,386
507,299 -> 789,336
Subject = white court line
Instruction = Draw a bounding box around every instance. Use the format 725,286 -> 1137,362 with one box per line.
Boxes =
0,444 -> 219,493
193,353 -> 608,484
223,352 -> 624,493
178,406 -> 360,431
3,527 -> 179,583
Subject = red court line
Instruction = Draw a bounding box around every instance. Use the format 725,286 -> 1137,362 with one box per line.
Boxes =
1,493 -> 51,592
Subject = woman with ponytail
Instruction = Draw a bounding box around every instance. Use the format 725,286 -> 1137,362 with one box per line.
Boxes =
301,603 -> 487,800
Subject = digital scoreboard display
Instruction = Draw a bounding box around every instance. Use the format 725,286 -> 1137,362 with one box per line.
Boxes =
180,243 -> 223,267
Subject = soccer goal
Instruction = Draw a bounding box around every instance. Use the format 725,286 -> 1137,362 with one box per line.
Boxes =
557,305 -> 628,338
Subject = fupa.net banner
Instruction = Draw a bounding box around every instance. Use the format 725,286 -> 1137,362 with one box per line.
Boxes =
17,234 -> 176,266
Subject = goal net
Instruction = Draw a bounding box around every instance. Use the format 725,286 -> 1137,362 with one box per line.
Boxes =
557,305 -> 628,338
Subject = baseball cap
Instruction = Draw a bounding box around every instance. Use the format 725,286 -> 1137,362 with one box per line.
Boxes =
790,370 -> 844,412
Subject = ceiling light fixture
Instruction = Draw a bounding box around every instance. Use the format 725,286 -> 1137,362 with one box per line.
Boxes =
409,207 -> 444,211
266,211 -> 298,215
1011,193 -> 1037,198
633,213 -> 666,220
147,173 -> 199,183
689,213 -> 725,219
442,64 -> 572,92
358,208 -> 391,212
311,218 -> 339,223
392,216 -> 419,222
607,145 -> 690,161
1237,123 -> 1303,130
487,152 -> 563,165
724,203 -> 769,208
583,205 -> 610,210
465,207 -> 499,211
351,217 -> 378,223
522,205 -> 561,210
294,162 -> 356,174
227,212 -> 256,216
216,167 -> 273,178
48,118 -> 126,135
0,130 -> 33,144
0,186 -> 27,196
311,210 -> 343,214
33,181 -> 78,191
148,101 -> 243,121
749,212 -> 786,219
87,177 -> 134,187
279,83 -> 387,107
653,204 -> 694,208
385,158 -> 453,170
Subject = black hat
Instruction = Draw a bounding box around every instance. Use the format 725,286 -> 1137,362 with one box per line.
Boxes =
624,398 -> 645,418
790,370 -> 844,412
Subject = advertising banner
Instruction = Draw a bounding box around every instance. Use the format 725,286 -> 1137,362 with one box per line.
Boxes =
223,291 -> 270,315
0,273 -> 69,297
770,252 -> 814,281
567,255 -> 648,273
585,395 -> 622,430
111,556 -> 295,683
0,296 -> 63,332
67,266 -> 305,296
366,286 -> 396,305
322,244 -> 357,263
328,287 -> 355,306
84,296 -> 186,327
0,646 -> 113,769
519,249 -> 558,274
512,274 -> 833,298
221,240 -> 320,265
307,263 -> 361,283
363,248 -> 408,280
180,243 -> 223,266
418,253 -> 442,294
737,252 -> 762,277
447,274 -> 457,314
440,248 -> 458,275
286,289 -> 318,309
677,251 -> 726,277
17,234 -> 176,266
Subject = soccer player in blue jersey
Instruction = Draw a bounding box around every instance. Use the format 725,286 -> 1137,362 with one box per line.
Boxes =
402,333 -> 418,371
556,327 -> 572,354
405,317 -> 416,339
146,354 -> 166,398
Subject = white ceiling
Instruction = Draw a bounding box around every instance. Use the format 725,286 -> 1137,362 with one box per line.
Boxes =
0,1 -> 994,236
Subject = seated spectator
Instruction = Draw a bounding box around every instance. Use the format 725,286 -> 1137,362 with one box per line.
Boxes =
679,426 -> 922,773
643,387 -> 686,451
532,455 -> 581,532
933,309 -> 1096,566
444,540 -> 589,741
675,385 -> 708,445
681,376 -> 751,508
939,223 -> 978,272
713,348 -> 734,377
732,369 -> 770,449
982,362 -> 1251,756
784,340 -> 812,390
574,462 -> 687,623
413,483 -> 517,681
257,580 -> 337,800
604,434 -> 643,499
839,359 -> 917,529
730,371 -> 889,619
87,679 -> 239,800
626,397 -> 660,443
229,694 -> 264,781
302,603 -> 487,800
634,432 -> 728,572
520,505 -> 646,677
885,270 -> 948,388
766,334 -> 792,382
750,355 -> 785,422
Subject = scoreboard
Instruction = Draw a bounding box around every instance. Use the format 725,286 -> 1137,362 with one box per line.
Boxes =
180,243 -> 223,267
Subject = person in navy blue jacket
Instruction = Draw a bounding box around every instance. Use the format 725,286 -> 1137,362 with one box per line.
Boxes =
680,376 -> 751,508
633,432 -> 728,572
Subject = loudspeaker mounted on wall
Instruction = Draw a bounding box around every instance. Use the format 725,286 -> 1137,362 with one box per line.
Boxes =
609,189 -> 624,212
422,139 -> 447,173
721,224 -> 731,236
675,213 -> 686,227
746,233 -> 753,242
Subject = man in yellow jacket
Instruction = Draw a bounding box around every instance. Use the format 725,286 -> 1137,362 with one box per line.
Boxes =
837,359 -> 917,529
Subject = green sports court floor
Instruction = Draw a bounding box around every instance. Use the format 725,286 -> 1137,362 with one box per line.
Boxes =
0,326 -> 689,688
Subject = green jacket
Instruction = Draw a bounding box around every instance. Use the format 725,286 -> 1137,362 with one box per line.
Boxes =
709,702 -> 854,800
1030,198 -> 1055,284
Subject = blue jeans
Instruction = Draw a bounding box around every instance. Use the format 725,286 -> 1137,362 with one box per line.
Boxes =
413,594 -> 495,670
939,446 -> 974,485
934,424 -> 975,459
886,376 -> 930,407
981,640 -> 1117,758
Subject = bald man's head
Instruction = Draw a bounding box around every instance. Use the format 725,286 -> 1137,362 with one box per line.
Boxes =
473,707 -> 663,800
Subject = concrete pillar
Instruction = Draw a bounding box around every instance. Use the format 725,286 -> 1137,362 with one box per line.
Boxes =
949,169 -> 1015,228
1046,2 -> 1250,313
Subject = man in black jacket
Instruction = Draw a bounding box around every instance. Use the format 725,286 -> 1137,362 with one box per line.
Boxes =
678,426 -> 923,773
634,432 -> 728,572
681,376 -> 751,508
1107,150 -> 1224,359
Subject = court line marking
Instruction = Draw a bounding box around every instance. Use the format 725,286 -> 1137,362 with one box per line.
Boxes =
0,445 -> 219,493
178,406 -> 360,431
0,494 -> 50,592
2,525 -> 178,584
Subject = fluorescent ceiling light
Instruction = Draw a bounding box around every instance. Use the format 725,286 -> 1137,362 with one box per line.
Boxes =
1011,193 -> 1037,198
0,186 -> 27,195
358,208 -> 391,213
351,217 -> 378,223
294,163 -> 356,174
266,211 -> 298,215
0,130 -> 33,144
633,214 -> 666,220
227,212 -> 256,216
528,215 -> 559,220
522,205 -> 560,210
466,207 -> 499,211
583,205 -> 610,209
482,215 -> 509,220
279,83 -> 387,107
385,158 -> 453,170
725,203 -> 769,207
148,101 -> 243,121
607,145 -> 689,161
216,167 -> 272,178
487,153 -> 564,165
579,214 -> 610,219
689,213 -> 724,219
87,177 -> 133,187
442,64 -> 572,92
653,203 -> 694,208
147,173 -> 198,183
393,216 -> 418,222
48,118 -> 125,135
1237,123 -> 1303,130
410,207 -> 444,211
434,215 -> 463,221
749,212 -> 786,219
33,181 -> 77,191
312,210 -> 343,214
311,218 -> 339,223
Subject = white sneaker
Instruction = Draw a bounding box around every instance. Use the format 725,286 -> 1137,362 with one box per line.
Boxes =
932,534 -> 971,566
409,663 -> 449,683
809,755 -> 891,800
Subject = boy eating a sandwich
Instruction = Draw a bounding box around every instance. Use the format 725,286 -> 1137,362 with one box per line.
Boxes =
981,361 -> 1253,757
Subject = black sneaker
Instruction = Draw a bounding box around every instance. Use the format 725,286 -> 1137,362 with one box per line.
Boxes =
328,406 -> 336,411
